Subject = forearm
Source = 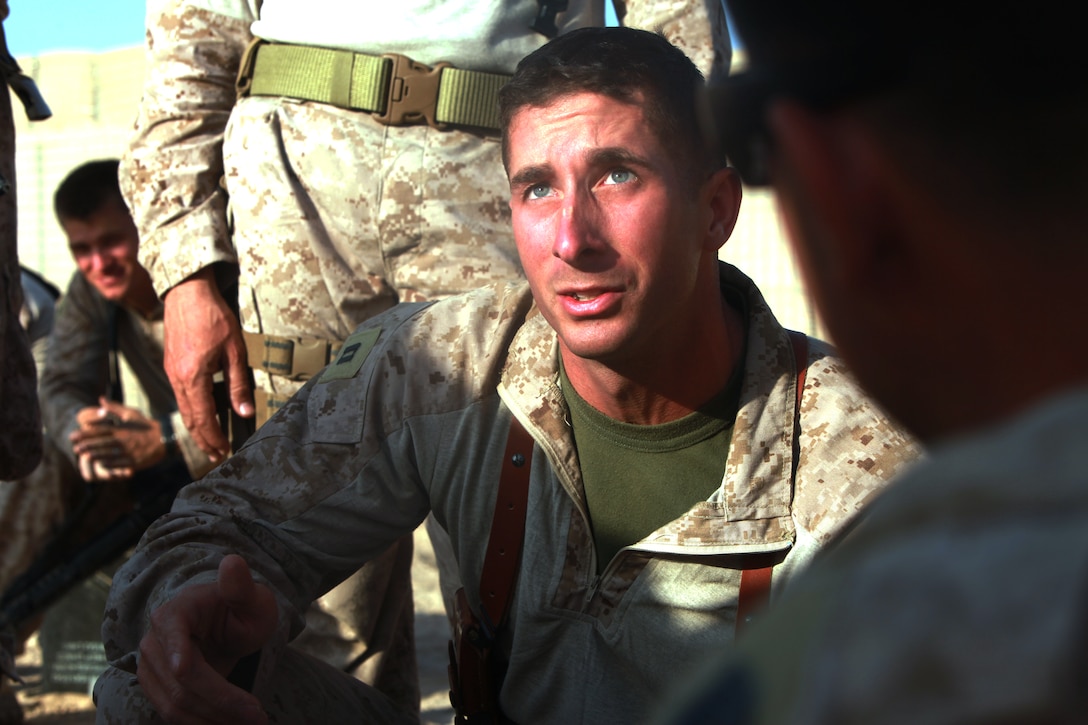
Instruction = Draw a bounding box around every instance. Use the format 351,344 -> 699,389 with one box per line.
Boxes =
103,410 -> 429,691
124,0 -> 258,296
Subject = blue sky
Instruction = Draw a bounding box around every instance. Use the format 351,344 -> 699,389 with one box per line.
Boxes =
5,1 -> 636,57
5,0 -> 147,57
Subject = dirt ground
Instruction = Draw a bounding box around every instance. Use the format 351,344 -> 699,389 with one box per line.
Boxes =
10,525 -> 456,725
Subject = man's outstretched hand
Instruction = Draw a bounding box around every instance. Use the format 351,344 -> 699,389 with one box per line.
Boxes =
137,555 -> 278,724
72,398 -> 164,481
163,269 -> 254,463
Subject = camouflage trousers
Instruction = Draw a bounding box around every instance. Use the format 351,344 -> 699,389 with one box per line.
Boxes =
224,95 -> 521,355
220,97 -> 521,712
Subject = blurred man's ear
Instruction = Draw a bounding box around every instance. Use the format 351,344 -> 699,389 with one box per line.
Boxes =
767,100 -> 914,301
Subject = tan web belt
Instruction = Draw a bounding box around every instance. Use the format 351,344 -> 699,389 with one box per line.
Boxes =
236,40 -> 510,131
243,330 -> 342,427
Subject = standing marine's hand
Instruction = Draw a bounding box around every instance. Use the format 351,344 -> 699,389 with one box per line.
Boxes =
137,555 -> 277,724
163,268 -> 254,463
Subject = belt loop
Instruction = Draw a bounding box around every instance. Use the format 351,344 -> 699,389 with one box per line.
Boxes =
236,37 -> 265,99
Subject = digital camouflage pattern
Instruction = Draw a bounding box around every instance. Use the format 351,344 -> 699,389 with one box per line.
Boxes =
120,0 -> 732,710
663,389 -> 1088,725
122,0 -> 731,399
95,263 -> 921,723
222,98 -> 521,401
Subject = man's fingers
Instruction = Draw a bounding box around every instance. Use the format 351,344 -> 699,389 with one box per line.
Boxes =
139,628 -> 267,725
171,370 -> 229,463
163,270 -> 243,463
76,446 -> 132,481
97,464 -> 135,480
72,434 -> 120,453
78,452 -> 94,481
224,336 -> 255,421
215,556 -> 279,658
70,428 -> 114,446
217,555 -> 259,611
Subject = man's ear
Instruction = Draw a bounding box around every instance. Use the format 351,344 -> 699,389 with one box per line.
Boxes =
704,166 -> 743,252
767,100 -> 911,295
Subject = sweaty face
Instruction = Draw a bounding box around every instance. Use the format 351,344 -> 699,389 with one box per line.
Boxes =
507,92 -> 717,372
62,200 -> 143,304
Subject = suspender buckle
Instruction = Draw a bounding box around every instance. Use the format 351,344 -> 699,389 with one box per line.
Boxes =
377,53 -> 451,129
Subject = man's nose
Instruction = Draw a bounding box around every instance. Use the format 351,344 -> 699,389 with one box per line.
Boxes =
90,249 -> 111,272
553,190 -> 601,262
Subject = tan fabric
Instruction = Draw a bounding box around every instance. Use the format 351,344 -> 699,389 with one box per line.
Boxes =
96,264 -> 921,723
250,0 -> 728,75
119,1 -> 731,713
662,388 -> 1088,725
123,0 -> 730,304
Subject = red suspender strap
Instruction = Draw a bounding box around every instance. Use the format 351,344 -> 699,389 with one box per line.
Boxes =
446,417 -> 533,723
478,416 -> 535,631
736,330 -> 809,637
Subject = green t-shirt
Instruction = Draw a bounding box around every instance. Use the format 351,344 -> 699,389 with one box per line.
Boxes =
560,350 -> 744,574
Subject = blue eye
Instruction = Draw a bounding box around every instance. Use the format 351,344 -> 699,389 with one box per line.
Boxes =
529,183 -> 553,199
604,169 -> 634,185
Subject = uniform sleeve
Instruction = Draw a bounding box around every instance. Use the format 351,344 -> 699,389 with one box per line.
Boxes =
121,0 -> 259,297
39,275 -> 113,467
790,337 -> 923,546
617,0 -> 732,81
100,312 -> 436,697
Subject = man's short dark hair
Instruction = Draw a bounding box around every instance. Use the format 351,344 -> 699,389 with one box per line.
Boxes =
54,158 -> 125,223
499,27 -> 721,179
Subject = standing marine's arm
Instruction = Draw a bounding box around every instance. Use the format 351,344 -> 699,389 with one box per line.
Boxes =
122,0 -> 259,295
124,0 -> 263,460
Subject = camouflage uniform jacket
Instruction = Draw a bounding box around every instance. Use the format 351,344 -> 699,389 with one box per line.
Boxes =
122,0 -> 730,299
40,272 -> 213,479
101,263 -> 920,723
667,386 -> 1088,725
